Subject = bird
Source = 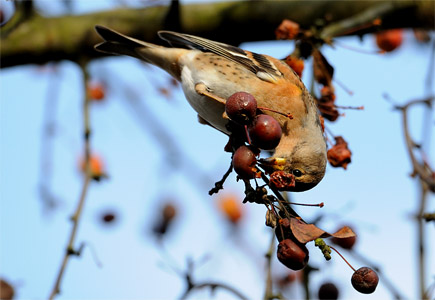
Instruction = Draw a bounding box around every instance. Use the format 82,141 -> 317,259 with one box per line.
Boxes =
94,25 -> 327,192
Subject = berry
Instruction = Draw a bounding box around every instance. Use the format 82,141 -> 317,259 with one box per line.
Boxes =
248,114 -> 282,150
225,92 -> 257,124
277,238 -> 309,270
219,195 -> 243,224
79,154 -> 105,178
87,82 -> 105,101
102,213 -> 116,223
332,231 -> 356,250
232,146 -> 258,179
318,282 -> 339,300
327,136 -> 352,169
162,203 -> 177,222
275,19 -> 300,40
376,29 -> 403,52
351,267 -> 379,294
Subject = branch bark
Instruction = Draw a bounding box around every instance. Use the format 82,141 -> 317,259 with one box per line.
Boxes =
1,0 -> 434,68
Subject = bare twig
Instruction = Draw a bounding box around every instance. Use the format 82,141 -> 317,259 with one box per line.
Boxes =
263,230 -> 275,300
395,96 -> 434,300
397,97 -> 435,191
48,62 -> 93,300
180,281 -> 248,300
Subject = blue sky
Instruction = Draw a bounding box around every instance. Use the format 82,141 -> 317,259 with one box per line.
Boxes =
1,1 -> 434,299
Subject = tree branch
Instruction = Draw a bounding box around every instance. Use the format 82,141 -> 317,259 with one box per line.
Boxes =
1,0 -> 434,68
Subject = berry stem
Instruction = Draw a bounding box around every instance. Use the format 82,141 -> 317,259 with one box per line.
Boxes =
288,202 -> 324,207
244,125 -> 252,145
330,245 -> 356,272
334,105 -> 364,110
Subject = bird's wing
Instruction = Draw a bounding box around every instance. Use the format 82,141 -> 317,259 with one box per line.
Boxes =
158,31 -> 283,83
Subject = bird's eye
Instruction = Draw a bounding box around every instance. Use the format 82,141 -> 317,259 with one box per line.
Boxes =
292,169 -> 303,177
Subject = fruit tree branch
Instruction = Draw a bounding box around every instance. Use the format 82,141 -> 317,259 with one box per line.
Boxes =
1,0 -> 434,68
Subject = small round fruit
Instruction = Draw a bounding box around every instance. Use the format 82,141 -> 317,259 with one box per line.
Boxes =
225,92 -> 257,124
376,29 -> 403,52
88,83 -> 105,100
277,238 -> 309,270
332,235 -> 356,250
318,282 -> 339,300
248,114 -> 282,150
232,146 -> 258,179
102,213 -> 115,223
351,267 -> 379,294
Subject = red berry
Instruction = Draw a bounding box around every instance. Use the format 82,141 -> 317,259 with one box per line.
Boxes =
277,238 -> 309,270
248,114 -> 282,150
88,82 -> 105,101
225,92 -> 257,124
376,29 -> 403,52
351,267 -> 379,294
232,146 -> 258,179
318,282 -> 339,300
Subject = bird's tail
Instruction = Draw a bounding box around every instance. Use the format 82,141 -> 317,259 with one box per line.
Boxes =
94,25 -> 153,60
94,25 -> 184,79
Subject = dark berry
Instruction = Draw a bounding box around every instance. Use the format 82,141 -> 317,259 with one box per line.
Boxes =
225,92 -> 257,124
332,235 -> 356,250
277,238 -> 309,270
162,203 -> 177,222
248,114 -> 282,150
102,213 -> 115,223
351,267 -> 379,294
318,282 -> 339,300
232,146 -> 258,179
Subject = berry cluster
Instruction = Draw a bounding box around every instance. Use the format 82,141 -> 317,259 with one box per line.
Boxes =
225,92 -> 284,180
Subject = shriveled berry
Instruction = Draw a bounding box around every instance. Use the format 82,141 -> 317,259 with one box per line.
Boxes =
277,238 -> 309,270
225,92 -> 257,124
351,267 -> 379,294
318,282 -> 339,300
232,146 -> 258,179
248,114 -> 282,150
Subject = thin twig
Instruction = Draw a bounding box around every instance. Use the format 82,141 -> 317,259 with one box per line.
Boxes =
179,281 -> 248,300
48,62 -> 93,300
398,97 -> 435,191
417,181 -> 429,300
263,230 -> 275,300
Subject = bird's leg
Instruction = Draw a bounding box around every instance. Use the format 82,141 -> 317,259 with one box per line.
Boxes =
195,83 -> 227,105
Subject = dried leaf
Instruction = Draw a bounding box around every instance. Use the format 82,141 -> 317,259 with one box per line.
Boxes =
330,226 -> 356,239
290,218 -> 356,244
290,218 -> 326,244
313,49 -> 334,86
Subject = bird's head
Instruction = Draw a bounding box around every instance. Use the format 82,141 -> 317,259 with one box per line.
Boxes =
260,140 -> 327,192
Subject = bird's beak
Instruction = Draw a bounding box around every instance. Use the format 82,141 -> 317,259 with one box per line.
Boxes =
259,157 -> 287,171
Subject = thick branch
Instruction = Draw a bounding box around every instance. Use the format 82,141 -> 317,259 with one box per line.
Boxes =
1,0 -> 434,68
